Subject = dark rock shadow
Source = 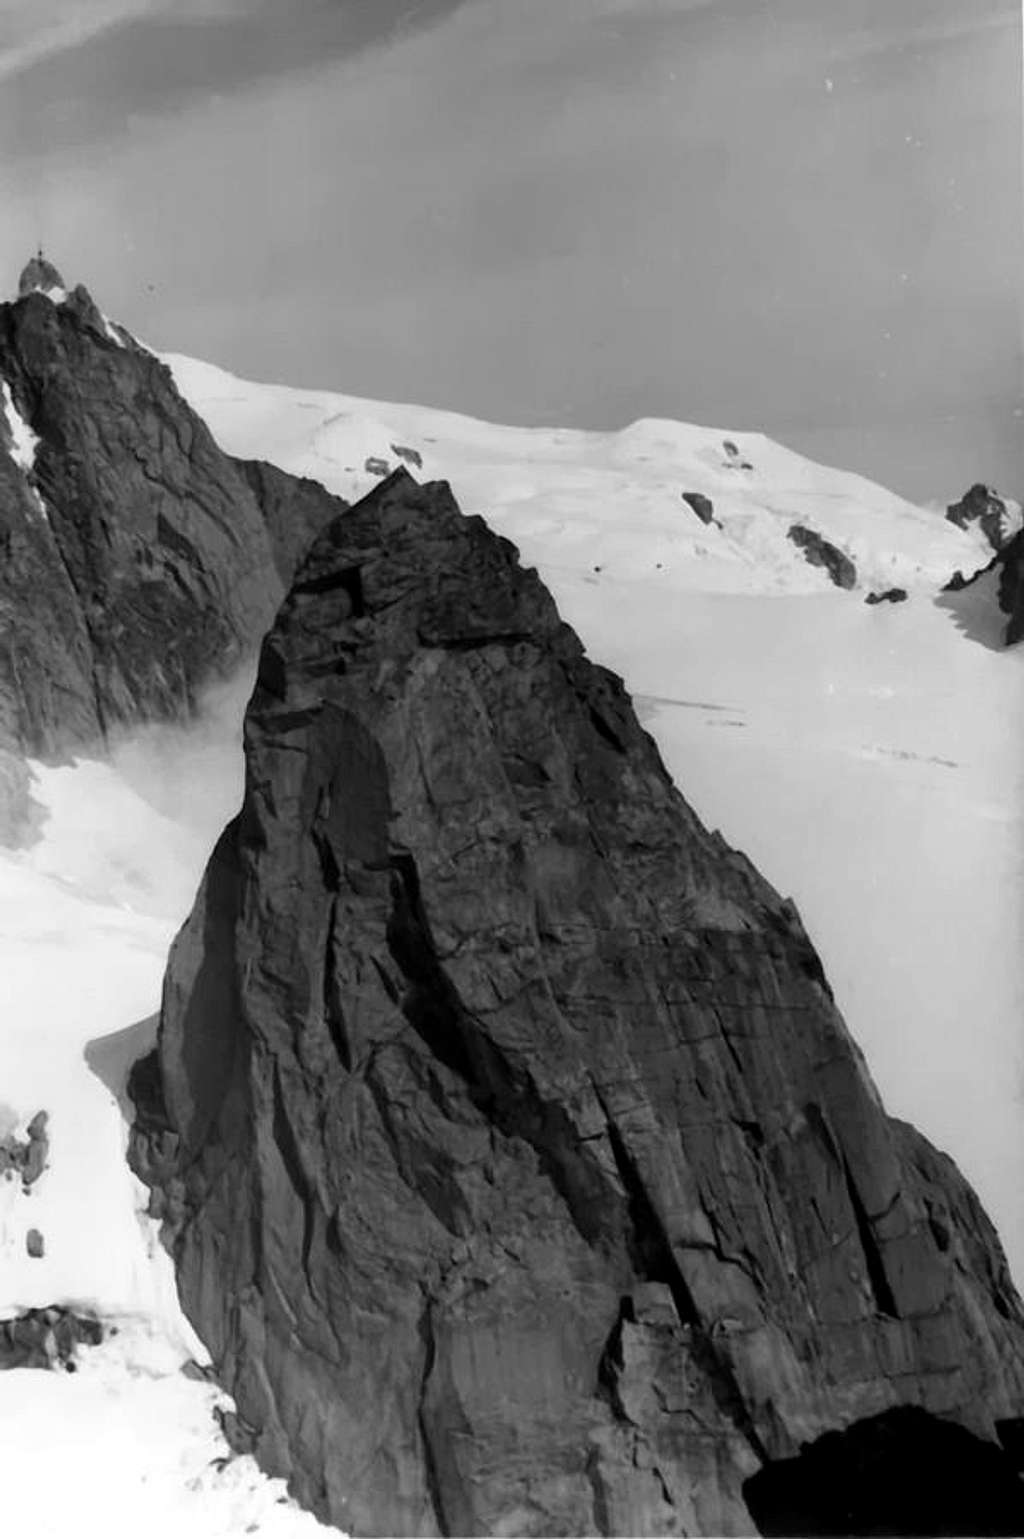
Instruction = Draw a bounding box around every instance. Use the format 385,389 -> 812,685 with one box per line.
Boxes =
84,1014 -> 159,1123
933,567 -> 1008,651
744,1405 -> 1024,1537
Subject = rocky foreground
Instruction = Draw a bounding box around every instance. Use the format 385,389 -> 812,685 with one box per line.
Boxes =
130,469 -> 1024,1536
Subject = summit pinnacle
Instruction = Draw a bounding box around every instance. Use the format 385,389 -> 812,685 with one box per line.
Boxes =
17,253 -> 65,298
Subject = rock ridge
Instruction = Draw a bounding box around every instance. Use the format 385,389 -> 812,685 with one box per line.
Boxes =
0,277 -> 349,763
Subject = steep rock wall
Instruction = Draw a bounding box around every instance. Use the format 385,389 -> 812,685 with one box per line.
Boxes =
132,471 -> 1024,1535
0,286 -> 348,758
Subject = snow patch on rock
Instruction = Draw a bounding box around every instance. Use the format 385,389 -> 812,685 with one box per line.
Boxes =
1,380 -> 39,472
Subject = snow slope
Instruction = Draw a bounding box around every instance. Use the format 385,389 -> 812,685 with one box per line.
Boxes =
0,683 -> 329,1537
165,354 -> 992,597
167,355 -> 1024,1290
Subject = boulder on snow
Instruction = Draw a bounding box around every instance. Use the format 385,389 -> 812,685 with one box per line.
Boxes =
681,490 -> 716,525
390,443 -> 423,470
364,456 -> 391,477
25,1228 -> 44,1259
865,588 -> 908,606
131,469 -> 1024,1537
788,524 -> 857,589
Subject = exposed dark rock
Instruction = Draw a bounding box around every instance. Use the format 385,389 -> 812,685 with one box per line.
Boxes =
132,470 -> 1024,1537
787,525 -> 857,589
997,529 -> 1024,645
681,491 -> 716,526
0,1108 -> 48,1190
391,444 -> 423,470
364,456 -> 391,477
865,588 -> 908,606
0,274 -> 348,762
940,532 -> 1024,646
0,1307 -> 102,1369
722,439 -> 754,470
181,1357 -> 220,1384
744,1405 -> 1024,1536
946,483 -> 1014,552
235,459 -> 350,587
25,1228 -> 44,1259
943,570 -> 971,593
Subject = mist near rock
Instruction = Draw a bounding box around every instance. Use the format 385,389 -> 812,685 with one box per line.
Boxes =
22,663 -> 254,921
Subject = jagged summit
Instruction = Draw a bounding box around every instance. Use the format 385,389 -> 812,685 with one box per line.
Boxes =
17,251 -> 65,298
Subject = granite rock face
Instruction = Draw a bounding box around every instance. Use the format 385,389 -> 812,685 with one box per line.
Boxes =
0,281 -> 348,760
131,471 -> 1024,1536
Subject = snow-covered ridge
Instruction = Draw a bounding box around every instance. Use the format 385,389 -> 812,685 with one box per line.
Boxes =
167,353 -> 993,597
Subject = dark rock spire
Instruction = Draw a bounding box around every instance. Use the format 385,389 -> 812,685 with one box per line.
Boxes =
130,468 -> 1024,1536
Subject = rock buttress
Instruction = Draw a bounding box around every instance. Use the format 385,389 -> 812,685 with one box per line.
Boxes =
0,285 -> 348,758
131,470 -> 1024,1536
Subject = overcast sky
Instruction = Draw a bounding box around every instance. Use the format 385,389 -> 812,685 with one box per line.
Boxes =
0,0 -> 1019,501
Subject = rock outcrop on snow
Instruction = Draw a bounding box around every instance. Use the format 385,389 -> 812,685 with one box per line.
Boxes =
0,269 -> 349,761
786,525 -> 857,590
0,1307 -> 103,1370
132,470 -> 1024,1537
945,483 -> 1019,552
681,491 -> 717,526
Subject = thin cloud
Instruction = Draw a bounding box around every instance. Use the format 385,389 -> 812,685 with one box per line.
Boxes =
0,0 -> 252,82
0,0 -> 473,150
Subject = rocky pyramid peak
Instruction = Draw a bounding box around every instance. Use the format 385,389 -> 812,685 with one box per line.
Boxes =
17,251 -> 66,298
130,469 -> 1024,1536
